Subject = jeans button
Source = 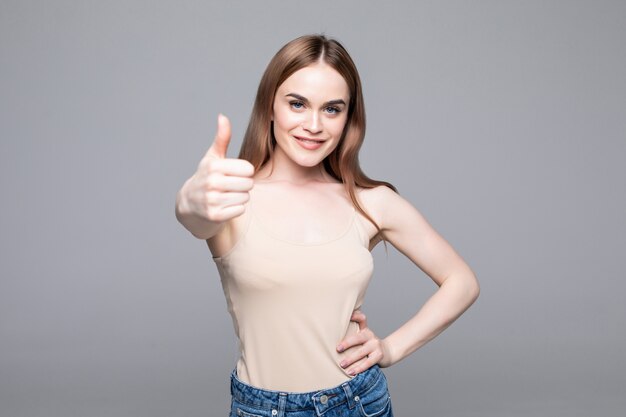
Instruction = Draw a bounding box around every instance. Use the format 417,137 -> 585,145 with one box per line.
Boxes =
320,394 -> 328,404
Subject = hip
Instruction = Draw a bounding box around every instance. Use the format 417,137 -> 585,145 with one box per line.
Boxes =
229,364 -> 394,417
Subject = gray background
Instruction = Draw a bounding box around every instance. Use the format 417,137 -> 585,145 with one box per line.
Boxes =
1,1 -> 624,416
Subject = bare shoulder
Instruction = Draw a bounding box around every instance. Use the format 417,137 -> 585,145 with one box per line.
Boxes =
358,181 -> 399,198
354,185 -> 404,248
355,184 -> 406,221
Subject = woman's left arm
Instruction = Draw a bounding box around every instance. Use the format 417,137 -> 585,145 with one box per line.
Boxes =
338,186 -> 480,372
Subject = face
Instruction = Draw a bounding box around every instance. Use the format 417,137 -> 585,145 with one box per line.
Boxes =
271,62 -> 350,168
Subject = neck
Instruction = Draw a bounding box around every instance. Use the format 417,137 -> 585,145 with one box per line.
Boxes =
256,146 -> 335,185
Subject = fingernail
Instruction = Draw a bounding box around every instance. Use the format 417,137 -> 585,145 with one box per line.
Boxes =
348,369 -> 356,376
337,345 -> 343,352
340,361 -> 347,368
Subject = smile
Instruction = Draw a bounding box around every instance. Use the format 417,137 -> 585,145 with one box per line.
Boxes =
294,136 -> 326,150
295,136 -> 325,143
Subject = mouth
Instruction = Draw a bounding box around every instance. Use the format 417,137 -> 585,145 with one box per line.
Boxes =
294,135 -> 326,144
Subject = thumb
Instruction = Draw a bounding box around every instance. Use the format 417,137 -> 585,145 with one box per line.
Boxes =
207,113 -> 232,159
351,310 -> 368,331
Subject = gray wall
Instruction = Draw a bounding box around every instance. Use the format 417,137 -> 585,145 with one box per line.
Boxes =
1,1 -> 624,416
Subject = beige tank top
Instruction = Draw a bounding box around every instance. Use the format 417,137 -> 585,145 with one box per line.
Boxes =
212,194 -> 375,393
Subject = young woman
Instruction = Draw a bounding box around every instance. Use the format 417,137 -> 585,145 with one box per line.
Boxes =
175,34 -> 479,417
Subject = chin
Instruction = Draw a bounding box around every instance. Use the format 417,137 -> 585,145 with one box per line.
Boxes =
294,157 -> 324,167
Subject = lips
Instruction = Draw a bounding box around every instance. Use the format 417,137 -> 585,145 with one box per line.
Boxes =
294,135 -> 325,143
294,135 -> 326,150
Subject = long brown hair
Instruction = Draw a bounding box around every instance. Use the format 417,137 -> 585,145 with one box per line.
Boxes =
238,34 -> 398,250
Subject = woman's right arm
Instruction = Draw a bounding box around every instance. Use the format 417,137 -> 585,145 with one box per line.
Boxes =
174,114 -> 255,239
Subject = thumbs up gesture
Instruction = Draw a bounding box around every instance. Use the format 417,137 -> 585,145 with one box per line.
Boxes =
175,114 -> 255,238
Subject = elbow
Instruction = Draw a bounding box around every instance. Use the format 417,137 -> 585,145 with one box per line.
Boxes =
443,272 -> 480,305
471,284 -> 480,303
454,270 -> 480,304
469,275 -> 480,303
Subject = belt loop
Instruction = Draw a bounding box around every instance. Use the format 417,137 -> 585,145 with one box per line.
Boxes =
342,382 -> 356,410
277,392 -> 287,417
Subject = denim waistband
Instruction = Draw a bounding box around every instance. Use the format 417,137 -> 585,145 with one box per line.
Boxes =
230,364 -> 384,414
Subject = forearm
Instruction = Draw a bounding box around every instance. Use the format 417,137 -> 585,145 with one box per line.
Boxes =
381,273 -> 480,367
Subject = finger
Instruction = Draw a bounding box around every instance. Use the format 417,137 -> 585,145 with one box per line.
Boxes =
346,355 -> 375,376
206,174 -> 254,192
337,331 -> 369,352
207,158 -> 255,178
344,347 -> 383,376
206,113 -> 231,159
211,204 -> 246,222
350,310 -> 368,331
340,346 -> 371,371
213,191 -> 251,208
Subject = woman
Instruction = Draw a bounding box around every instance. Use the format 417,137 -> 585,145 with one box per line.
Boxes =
175,34 -> 479,417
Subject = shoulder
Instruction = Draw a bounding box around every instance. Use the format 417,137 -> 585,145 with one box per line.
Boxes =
356,184 -> 402,217
356,184 -> 420,232
357,184 -> 399,202
354,184 -> 406,239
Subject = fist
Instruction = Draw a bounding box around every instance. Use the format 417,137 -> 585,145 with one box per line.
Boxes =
180,114 -> 255,223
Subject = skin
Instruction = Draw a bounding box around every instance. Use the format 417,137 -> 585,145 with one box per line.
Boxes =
264,61 -> 350,181
176,60 -> 480,379
335,183 -> 480,373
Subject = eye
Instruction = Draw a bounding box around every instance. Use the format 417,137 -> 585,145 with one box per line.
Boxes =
289,101 -> 305,110
325,106 -> 341,114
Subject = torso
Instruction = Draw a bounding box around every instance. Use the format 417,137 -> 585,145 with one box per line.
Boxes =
209,175 -> 384,391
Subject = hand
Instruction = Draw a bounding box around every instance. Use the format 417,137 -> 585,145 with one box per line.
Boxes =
336,309 -> 392,375
177,114 -> 255,223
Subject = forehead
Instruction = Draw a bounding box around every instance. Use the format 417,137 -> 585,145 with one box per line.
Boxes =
277,62 -> 349,101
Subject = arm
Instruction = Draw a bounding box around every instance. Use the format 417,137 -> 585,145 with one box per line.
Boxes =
174,114 -> 254,240
336,186 -> 480,373
375,185 -> 480,367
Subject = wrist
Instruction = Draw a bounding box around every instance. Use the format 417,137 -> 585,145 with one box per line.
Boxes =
379,336 -> 395,368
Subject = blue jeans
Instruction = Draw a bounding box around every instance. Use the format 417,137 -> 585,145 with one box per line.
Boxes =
229,364 -> 394,417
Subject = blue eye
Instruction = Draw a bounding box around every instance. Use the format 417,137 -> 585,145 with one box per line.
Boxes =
290,101 -> 304,109
326,106 -> 341,114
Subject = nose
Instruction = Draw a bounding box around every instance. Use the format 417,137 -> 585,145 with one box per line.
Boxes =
303,111 -> 323,134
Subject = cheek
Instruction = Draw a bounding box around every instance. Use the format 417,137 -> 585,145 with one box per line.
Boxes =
329,117 -> 348,137
274,110 -> 302,132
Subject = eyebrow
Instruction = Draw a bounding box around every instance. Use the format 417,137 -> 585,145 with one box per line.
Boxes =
285,93 -> 346,107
